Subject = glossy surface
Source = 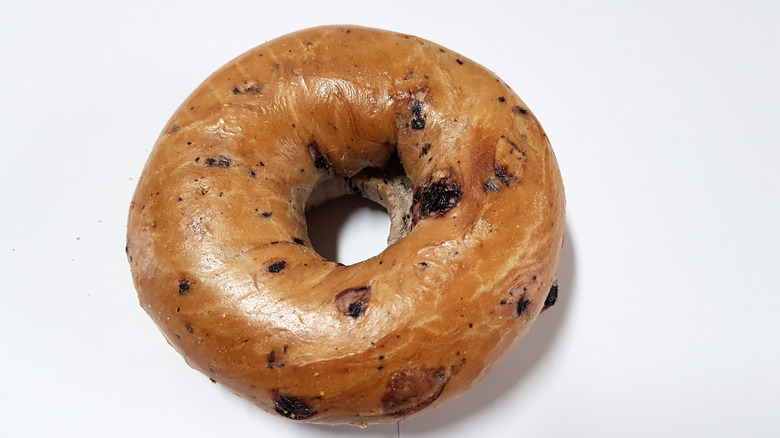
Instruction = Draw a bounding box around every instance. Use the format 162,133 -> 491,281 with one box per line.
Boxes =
126,26 -> 564,424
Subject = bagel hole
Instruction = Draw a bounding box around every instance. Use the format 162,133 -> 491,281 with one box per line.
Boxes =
306,195 -> 391,266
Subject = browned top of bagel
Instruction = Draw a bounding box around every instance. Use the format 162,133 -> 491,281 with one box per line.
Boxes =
127,25 -> 564,425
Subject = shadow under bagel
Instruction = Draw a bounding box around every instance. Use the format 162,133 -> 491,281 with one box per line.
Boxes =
181,175 -> 571,433
399,223 -> 576,432
301,204 -> 575,432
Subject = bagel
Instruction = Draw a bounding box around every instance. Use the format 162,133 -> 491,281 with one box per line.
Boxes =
126,25 -> 565,425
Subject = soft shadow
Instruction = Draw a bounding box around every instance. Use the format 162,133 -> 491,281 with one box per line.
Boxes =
401,224 -> 577,433
275,214 -> 575,435
221,389 -> 401,437
306,421 -> 400,437
306,195 -> 387,263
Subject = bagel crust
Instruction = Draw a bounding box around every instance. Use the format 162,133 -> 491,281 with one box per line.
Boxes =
127,26 -> 565,425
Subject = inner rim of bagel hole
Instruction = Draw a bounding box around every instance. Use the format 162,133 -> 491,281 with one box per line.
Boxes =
306,195 -> 391,266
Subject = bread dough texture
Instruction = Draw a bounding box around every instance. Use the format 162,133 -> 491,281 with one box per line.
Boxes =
126,25 -> 565,425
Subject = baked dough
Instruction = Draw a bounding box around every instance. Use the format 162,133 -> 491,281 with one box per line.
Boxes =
126,25 -> 565,425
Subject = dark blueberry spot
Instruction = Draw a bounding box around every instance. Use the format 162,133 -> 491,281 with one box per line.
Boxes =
274,396 -> 316,420
308,141 -> 331,170
209,378 -> 217,383
414,178 -> 462,220
185,323 -> 194,333
347,301 -> 366,318
266,350 -> 285,368
411,100 -> 425,130
206,155 -> 231,167
544,283 -> 558,309
187,141 -> 192,145
498,96 -> 506,102
292,238 -> 305,245
421,143 -> 431,156
516,297 -> 531,317
494,166 -> 513,186
335,286 -> 371,318
232,82 -> 262,94
468,323 -> 473,328
248,170 -> 257,178
513,105 -> 528,115
178,197 -> 183,202
268,261 -> 286,273
179,279 -> 191,295
261,211 -> 272,217
314,155 -> 329,169
532,275 -> 537,282
456,59 -> 464,65
412,100 -> 423,117
483,181 -> 499,192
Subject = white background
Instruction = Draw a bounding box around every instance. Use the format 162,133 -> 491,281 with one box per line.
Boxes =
2,0 -> 778,436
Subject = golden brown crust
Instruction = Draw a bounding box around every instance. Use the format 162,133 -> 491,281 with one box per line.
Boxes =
126,25 -> 565,425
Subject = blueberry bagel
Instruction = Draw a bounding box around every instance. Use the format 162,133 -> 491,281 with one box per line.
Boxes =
126,25 -> 565,425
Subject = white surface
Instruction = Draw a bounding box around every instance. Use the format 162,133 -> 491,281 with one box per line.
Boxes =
1,0 -> 779,436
